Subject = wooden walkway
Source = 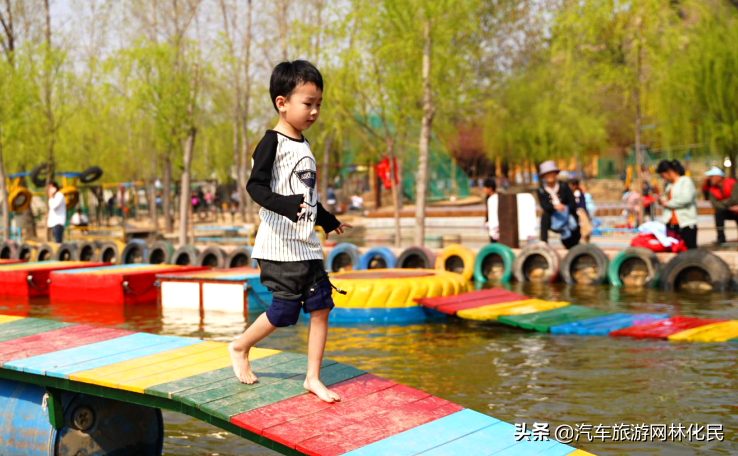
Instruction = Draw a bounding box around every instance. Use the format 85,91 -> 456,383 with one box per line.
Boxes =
417,288 -> 738,343
0,314 -> 593,456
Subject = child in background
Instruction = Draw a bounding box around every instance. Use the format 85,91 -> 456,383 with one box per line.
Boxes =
482,178 -> 499,243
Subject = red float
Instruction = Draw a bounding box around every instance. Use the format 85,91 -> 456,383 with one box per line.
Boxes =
0,261 -> 107,298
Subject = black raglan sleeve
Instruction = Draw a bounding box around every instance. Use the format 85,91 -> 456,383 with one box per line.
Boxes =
246,133 -> 304,223
316,202 -> 341,233
537,188 -> 554,214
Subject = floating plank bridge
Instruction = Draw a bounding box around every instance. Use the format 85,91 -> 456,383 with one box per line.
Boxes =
418,288 -> 738,343
0,315 -> 594,456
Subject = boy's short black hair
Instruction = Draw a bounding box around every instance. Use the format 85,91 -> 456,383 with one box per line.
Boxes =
269,60 -> 323,112
483,178 -> 496,191
49,181 -> 59,190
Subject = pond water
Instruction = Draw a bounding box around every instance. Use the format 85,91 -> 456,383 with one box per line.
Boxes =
1,283 -> 736,456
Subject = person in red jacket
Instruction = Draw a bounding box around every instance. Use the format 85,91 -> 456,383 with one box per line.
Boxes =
703,166 -> 738,244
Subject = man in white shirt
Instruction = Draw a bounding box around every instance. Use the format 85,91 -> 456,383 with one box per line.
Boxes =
483,178 -> 499,243
47,182 -> 66,243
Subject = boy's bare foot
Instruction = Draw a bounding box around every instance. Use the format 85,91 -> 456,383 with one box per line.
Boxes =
303,377 -> 341,403
228,342 -> 258,384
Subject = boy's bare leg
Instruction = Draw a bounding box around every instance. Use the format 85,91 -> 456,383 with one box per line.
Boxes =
229,313 -> 277,384
303,308 -> 341,403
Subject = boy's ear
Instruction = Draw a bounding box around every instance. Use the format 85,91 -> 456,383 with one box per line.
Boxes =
275,95 -> 288,112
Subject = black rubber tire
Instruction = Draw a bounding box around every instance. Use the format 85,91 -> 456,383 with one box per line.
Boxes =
0,240 -> 18,259
607,247 -> 661,287
60,186 -> 80,210
326,243 -> 361,272
30,162 -> 50,188
78,241 -> 100,262
659,249 -> 733,292
225,247 -> 256,268
55,242 -> 80,261
512,242 -> 561,283
172,245 -> 200,266
397,246 -> 436,269
9,187 -> 33,212
36,244 -> 58,261
147,241 -> 174,264
16,242 -> 37,261
197,246 -> 227,268
97,241 -> 123,264
79,166 -> 103,184
560,244 -> 610,285
121,239 -> 149,264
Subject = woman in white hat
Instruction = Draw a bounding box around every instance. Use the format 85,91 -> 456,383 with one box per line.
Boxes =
536,160 -> 581,249
703,165 -> 738,244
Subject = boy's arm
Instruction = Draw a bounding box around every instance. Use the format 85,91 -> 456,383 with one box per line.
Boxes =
246,133 -> 304,223
316,202 -> 341,233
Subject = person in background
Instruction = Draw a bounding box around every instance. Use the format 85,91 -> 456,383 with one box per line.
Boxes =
642,180 -> 657,221
482,178 -> 499,243
537,161 -> 580,249
657,159 -> 697,249
70,209 -> 89,227
47,182 -> 66,243
568,178 -> 592,243
702,166 -> 738,244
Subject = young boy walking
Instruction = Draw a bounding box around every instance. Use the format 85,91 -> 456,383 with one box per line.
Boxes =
228,60 -> 351,403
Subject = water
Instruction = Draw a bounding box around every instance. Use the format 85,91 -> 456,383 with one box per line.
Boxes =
1,284 -> 736,456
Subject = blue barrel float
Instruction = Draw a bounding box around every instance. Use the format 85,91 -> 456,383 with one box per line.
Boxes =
0,378 -> 163,455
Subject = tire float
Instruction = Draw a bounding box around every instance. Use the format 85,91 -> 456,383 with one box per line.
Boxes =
659,249 -> 733,292
396,246 -> 436,269
121,239 -> 148,264
607,248 -> 661,287
97,240 -> 125,264
0,240 -> 18,259
197,246 -> 227,268
225,246 -> 256,268
16,241 -> 38,261
358,246 -> 396,270
55,242 -> 79,261
147,241 -> 175,264
325,243 -> 360,272
35,243 -> 59,261
328,269 -> 469,323
8,187 -> 32,212
513,242 -> 560,283
78,241 -> 99,262
560,244 -> 610,285
435,244 -> 475,281
473,243 -> 514,283
172,244 -> 200,266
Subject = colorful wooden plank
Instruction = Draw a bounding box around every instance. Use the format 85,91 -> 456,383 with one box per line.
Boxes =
490,438 -> 566,455
0,318 -> 73,343
0,325 -> 132,363
294,396 -> 463,456
498,305 -> 611,333
231,373 -> 396,435
0,315 -> 23,325
416,288 -> 528,312
566,451 -> 597,456
2,332 -> 192,376
433,293 -> 530,316
146,351 -> 303,399
418,421 -> 517,455
341,408 -> 499,456
550,313 -> 670,336
457,299 -> 570,322
609,316 -> 727,340
667,320 -> 738,343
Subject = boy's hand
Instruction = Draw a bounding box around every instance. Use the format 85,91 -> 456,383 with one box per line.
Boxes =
326,222 -> 353,239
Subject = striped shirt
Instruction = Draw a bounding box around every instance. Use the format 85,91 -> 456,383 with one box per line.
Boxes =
248,130 -> 339,262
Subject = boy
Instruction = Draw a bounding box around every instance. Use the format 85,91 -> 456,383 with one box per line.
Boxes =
228,60 -> 352,403
482,178 -> 499,243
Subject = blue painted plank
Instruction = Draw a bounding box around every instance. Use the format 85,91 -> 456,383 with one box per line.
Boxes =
532,442 -> 578,456
490,437 -> 561,455
550,313 -> 670,336
344,409 -> 499,456
2,333 -> 188,375
418,422 -> 517,455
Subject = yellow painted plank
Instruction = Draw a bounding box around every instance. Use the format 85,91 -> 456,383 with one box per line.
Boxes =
120,347 -> 280,393
667,320 -> 738,343
70,341 -> 220,384
0,315 -> 24,324
567,450 -> 597,456
456,299 -> 570,321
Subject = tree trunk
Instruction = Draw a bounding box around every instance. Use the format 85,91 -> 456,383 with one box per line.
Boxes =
634,35 -> 644,226
414,19 -> 434,247
730,150 -> 737,179
163,154 -> 173,232
387,139 -> 401,248
239,0 -> 253,223
179,127 -> 196,245
0,127 -> 9,240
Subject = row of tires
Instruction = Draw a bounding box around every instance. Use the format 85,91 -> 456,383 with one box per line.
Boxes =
326,242 -> 736,292
0,239 -> 257,269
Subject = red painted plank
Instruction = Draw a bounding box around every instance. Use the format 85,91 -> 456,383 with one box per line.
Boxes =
433,293 -> 529,315
416,288 -> 523,310
0,325 -> 132,363
609,316 -> 727,339
295,396 -> 463,456
231,374 -> 396,435
263,384 -> 429,448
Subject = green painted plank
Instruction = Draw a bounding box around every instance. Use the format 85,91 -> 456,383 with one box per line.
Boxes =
202,363 -> 365,421
146,351 -> 304,399
0,319 -> 74,342
178,357 -> 330,408
497,305 -> 610,332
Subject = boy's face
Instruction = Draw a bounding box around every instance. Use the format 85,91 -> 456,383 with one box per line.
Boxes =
277,82 -> 322,132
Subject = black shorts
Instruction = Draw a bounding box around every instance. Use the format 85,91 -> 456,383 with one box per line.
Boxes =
258,259 -> 334,327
